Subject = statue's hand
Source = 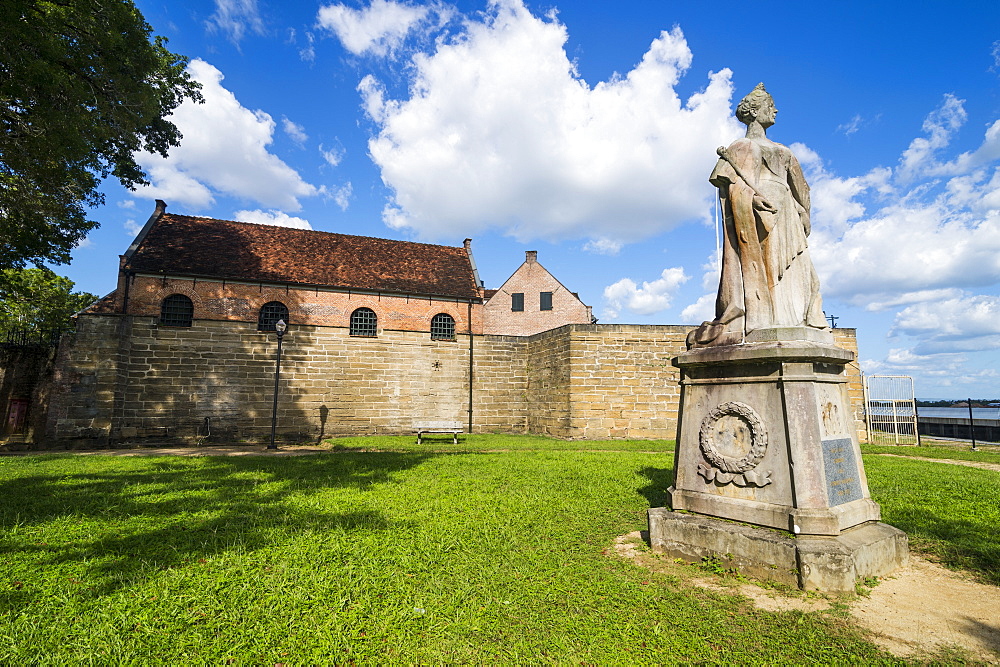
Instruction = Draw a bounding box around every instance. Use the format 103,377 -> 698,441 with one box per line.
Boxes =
752,195 -> 776,213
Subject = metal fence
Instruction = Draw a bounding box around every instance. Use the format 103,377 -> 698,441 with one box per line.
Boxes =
863,374 -> 919,445
1,326 -> 66,348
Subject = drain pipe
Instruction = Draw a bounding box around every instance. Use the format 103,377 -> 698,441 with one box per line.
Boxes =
468,300 -> 474,434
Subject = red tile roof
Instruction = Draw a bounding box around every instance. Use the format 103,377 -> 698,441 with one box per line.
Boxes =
79,291 -> 118,315
125,213 -> 482,300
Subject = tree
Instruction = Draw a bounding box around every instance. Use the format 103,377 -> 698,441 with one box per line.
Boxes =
0,268 -> 97,337
0,0 -> 202,272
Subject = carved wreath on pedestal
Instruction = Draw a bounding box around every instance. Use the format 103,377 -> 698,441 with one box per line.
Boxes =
697,401 -> 772,487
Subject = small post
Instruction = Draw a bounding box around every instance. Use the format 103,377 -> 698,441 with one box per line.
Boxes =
268,319 -> 287,450
968,398 -> 977,451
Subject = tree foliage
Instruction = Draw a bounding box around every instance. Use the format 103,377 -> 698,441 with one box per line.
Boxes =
0,267 -> 98,337
0,0 -> 202,271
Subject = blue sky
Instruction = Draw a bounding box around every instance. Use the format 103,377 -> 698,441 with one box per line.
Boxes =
63,0 -> 1000,399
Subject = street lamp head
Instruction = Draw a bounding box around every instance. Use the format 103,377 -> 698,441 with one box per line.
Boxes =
275,319 -> 287,336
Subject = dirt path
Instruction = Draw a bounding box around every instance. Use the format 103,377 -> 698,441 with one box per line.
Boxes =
613,532 -> 1000,662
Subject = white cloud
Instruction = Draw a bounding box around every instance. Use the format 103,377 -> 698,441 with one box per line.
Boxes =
208,0 -> 265,44
890,293 -> 1000,353
117,200 -> 136,210
234,209 -> 312,230
317,0 -> 430,56
679,293 -> 715,325
897,94 -> 967,182
282,117 -> 308,145
135,59 -> 319,211
299,30 -> 317,62
583,238 -> 622,255
333,183 -> 353,210
802,96 -> 1000,307
359,1 -> 741,244
602,267 -> 689,319
320,144 -> 344,167
124,219 -> 143,236
837,114 -> 863,137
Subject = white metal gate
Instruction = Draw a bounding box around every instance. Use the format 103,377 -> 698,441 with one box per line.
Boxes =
863,375 -> 919,445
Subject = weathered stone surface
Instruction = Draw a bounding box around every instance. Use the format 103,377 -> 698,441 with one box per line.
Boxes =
688,83 -> 826,349
670,341 -> 878,537
649,508 -> 909,592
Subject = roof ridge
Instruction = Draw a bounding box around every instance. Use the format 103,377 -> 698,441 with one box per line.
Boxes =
160,212 -> 466,251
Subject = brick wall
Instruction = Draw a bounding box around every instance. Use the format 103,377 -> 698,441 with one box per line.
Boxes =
39,314 -> 865,446
124,274 -> 483,334
483,252 -> 592,336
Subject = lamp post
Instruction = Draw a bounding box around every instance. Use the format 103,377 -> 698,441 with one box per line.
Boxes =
268,318 -> 287,450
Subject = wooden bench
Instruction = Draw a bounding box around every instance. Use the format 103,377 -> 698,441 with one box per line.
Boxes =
414,420 -> 464,445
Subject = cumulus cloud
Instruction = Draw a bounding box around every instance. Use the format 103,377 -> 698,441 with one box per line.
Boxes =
135,59 -> 319,211
208,0 -> 265,44
282,117 -> 308,145
602,267 -> 689,319
234,209 -> 312,230
359,1 -> 741,244
679,293 -> 715,325
804,95 -> 1000,308
317,0 -> 431,56
897,94 -> 967,182
890,294 -> 1000,354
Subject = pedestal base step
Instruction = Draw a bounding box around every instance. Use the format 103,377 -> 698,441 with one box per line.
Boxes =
648,508 -> 908,592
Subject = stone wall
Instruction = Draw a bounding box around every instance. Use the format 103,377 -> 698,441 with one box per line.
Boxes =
567,325 -> 690,439
37,315 -> 865,447
831,328 -> 864,434
0,344 -> 59,443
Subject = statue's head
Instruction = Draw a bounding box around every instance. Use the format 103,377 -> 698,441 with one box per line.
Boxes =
736,83 -> 775,127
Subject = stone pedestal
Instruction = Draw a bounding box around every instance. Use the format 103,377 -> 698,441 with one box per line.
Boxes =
648,331 -> 908,591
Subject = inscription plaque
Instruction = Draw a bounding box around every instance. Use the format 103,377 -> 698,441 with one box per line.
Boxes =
822,437 -> 862,506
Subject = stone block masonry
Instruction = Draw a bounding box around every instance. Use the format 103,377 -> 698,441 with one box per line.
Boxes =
35,316 -> 863,447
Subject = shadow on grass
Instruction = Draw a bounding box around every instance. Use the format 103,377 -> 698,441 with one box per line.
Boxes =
958,616 -> 1000,653
885,508 -> 1000,586
0,452 -> 431,602
637,467 -> 674,508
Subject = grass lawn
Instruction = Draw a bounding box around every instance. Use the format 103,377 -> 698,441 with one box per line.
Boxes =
0,435 -> 995,663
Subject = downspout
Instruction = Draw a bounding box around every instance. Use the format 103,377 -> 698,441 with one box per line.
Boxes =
468,299 -> 474,434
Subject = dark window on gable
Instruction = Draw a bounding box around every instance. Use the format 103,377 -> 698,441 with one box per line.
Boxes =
160,294 -> 193,327
540,291 -> 553,311
511,293 -> 524,311
350,307 -> 378,337
430,313 -> 456,340
258,301 -> 289,331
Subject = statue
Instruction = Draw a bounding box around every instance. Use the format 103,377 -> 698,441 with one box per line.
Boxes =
688,83 -> 827,348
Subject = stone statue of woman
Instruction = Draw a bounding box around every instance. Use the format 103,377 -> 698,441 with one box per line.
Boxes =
687,83 -> 827,349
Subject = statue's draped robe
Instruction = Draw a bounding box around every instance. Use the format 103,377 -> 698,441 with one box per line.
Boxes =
691,137 -> 825,347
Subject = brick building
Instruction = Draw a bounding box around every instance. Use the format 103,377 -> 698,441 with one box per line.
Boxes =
483,251 -> 594,336
3,202 -> 864,447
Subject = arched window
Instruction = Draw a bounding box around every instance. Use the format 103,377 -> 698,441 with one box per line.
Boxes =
350,307 -> 378,337
430,313 -> 455,340
258,301 -> 289,331
159,294 -> 193,327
